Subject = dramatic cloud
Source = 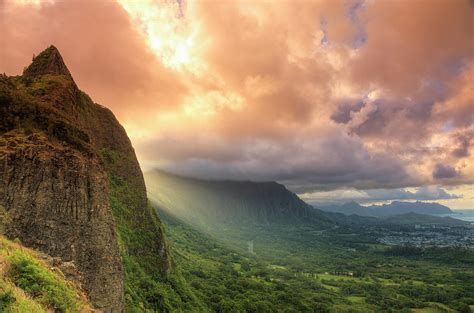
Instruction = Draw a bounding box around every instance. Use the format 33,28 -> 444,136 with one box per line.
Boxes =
0,0 -> 186,119
1,0 -> 473,207
452,131 -> 472,158
432,163 -> 459,179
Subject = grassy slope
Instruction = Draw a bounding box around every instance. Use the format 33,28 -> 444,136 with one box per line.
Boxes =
157,208 -> 362,313
0,236 -> 92,313
156,207 -> 474,312
102,150 -> 205,311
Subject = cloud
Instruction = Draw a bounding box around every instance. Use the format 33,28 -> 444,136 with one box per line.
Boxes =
452,132 -> 472,158
348,0 -> 473,97
367,186 -> 461,201
137,123 -> 415,192
1,0 -> 473,197
331,100 -> 364,124
432,163 -> 459,179
0,0 -> 187,121
301,186 -> 462,206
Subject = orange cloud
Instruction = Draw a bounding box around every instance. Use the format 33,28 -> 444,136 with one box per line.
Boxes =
1,0 -> 186,120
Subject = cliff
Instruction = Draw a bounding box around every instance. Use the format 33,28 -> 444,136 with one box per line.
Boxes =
0,46 -> 173,311
145,169 -> 331,227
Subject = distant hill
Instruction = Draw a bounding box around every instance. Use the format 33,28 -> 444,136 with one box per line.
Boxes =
145,170 -> 332,228
145,171 -> 464,232
318,201 -> 453,217
383,212 -> 468,226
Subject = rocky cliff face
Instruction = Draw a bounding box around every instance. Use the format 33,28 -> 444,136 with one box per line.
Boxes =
145,169 -> 331,226
0,132 -> 123,310
0,46 -> 171,311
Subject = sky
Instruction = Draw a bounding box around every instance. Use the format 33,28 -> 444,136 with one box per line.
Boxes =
1,0 -> 473,208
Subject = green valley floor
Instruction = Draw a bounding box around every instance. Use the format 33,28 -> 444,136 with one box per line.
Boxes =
156,207 -> 474,313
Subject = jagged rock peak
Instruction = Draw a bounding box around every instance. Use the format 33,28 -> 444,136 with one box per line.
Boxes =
23,45 -> 73,79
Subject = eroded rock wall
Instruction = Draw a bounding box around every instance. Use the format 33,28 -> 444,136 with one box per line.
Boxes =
0,132 -> 124,311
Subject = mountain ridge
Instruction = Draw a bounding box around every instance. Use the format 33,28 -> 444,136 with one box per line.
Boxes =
318,200 -> 453,217
145,169 -> 332,228
0,46 -> 175,311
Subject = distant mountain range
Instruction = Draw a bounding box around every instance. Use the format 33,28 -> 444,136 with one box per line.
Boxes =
144,170 -> 332,228
317,201 -> 453,217
144,170 -> 465,232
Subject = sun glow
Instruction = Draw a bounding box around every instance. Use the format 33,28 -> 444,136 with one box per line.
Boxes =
117,0 -> 202,72
11,0 -> 55,6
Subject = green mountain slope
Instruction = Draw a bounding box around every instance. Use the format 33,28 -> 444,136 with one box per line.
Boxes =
0,45 -> 202,311
0,235 -> 93,312
145,169 -> 333,230
157,208 -> 350,312
146,170 -> 474,312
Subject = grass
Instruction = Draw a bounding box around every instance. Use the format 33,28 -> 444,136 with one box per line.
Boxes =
106,172 -> 206,311
156,206 -> 474,312
0,236 -> 90,313
7,252 -> 80,312
412,304 -> 456,313
347,296 -> 366,304
0,280 -> 45,313
318,273 -> 357,281
321,284 -> 340,292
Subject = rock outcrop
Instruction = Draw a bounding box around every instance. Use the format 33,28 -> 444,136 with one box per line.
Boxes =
23,46 -> 73,79
0,132 -> 123,310
0,45 -> 170,311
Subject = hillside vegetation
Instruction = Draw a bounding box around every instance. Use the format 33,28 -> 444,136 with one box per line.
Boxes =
146,171 -> 474,312
106,171 -> 206,311
0,236 -> 92,312
145,169 -> 332,230
0,45 -> 202,311
157,207 -> 474,312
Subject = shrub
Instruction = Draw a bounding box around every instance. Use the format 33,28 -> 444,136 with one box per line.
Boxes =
0,290 -> 16,311
7,251 -> 81,312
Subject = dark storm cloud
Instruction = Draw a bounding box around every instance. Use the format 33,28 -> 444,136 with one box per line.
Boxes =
331,100 -> 364,124
433,163 -> 460,179
138,124 -> 414,193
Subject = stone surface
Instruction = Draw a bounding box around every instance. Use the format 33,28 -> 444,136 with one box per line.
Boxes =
0,132 -> 124,311
0,47 -> 128,311
0,45 -> 174,311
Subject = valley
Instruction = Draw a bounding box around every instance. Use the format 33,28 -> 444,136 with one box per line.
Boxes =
146,170 -> 474,312
156,206 -> 474,312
